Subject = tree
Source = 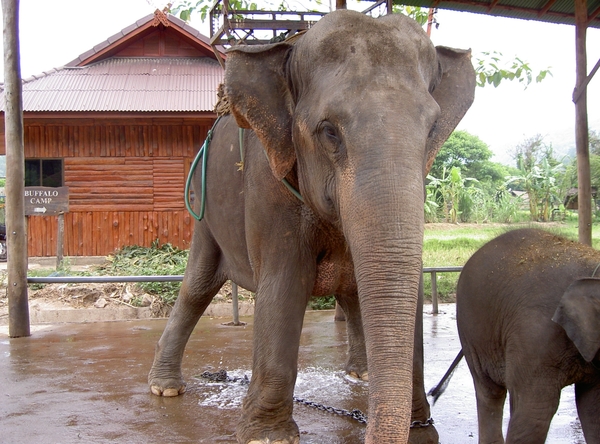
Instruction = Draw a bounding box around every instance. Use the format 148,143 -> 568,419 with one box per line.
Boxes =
427,166 -> 478,224
506,135 -> 565,221
590,129 -> 600,155
581,130 -> 600,209
429,130 -> 507,185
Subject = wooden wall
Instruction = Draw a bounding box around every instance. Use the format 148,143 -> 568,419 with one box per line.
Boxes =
23,117 -> 213,257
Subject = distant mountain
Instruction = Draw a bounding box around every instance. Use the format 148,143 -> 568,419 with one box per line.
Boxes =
550,117 -> 600,162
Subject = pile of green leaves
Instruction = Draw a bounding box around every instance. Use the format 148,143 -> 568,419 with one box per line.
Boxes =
98,241 -> 187,306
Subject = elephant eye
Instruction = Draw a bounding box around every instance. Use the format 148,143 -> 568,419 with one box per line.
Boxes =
319,121 -> 341,145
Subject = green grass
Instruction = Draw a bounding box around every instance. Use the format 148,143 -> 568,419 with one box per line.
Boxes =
422,218 -> 600,302
24,215 -> 600,308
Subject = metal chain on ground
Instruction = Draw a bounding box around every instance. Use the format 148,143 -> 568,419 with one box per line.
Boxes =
293,397 -> 368,424
199,370 -> 367,424
410,418 -> 435,428
199,370 -> 435,428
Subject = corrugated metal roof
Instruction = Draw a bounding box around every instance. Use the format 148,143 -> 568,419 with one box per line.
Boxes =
65,11 -> 223,67
402,0 -> 600,28
10,57 -> 224,113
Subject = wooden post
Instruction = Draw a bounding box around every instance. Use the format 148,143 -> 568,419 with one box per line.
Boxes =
574,0 -> 592,246
426,8 -> 435,36
3,0 -> 30,337
56,212 -> 64,269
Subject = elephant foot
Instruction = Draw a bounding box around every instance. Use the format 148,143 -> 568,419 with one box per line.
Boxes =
348,370 -> 369,381
237,418 -> 299,444
246,438 -> 299,444
408,423 -> 439,444
150,383 -> 186,397
148,372 -> 187,397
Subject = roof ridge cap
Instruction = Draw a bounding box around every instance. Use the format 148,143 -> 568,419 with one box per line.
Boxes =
22,66 -> 66,83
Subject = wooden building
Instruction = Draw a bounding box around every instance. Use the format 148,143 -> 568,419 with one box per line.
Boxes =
0,10 -> 224,257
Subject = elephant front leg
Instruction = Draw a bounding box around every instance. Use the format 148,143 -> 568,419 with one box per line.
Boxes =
148,263 -> 225,397
236,275 -> 312,444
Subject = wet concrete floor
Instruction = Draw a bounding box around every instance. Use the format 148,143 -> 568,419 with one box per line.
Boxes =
0,305 -> 585,443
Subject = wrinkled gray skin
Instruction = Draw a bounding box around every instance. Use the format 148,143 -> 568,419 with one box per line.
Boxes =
149,10 -> 475,444
457,228 -> 600,444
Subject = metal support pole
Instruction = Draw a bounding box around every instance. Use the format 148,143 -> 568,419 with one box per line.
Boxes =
231,282 -> 240,326
430,271 -> 438,314
56,213 -> 64,270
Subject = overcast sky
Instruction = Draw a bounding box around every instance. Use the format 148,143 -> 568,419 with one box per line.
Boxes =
3,0 -> 600,166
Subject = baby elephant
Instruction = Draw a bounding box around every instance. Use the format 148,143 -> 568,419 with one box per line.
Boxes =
456,228 -> 600,444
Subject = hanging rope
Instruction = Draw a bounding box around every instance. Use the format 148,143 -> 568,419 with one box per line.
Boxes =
185,116 -> 304,222
185,116 -> 222,221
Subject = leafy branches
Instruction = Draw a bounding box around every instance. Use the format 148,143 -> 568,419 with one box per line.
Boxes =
474,50 -> 552,88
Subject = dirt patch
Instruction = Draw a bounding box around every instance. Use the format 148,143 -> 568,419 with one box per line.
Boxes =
1,275 -> 255,321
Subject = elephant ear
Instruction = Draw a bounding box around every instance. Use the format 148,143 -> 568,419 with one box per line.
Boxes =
224,43 -> 295,181
552,278 -> 600,362
425,46 -> 476,175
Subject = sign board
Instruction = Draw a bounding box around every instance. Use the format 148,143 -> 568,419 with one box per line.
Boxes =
24,186 -> 69,216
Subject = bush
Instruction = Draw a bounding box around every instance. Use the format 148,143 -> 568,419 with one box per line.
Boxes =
97,241 -> 187,306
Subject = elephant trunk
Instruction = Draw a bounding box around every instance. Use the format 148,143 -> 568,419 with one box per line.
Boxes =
340,139 -> 425,443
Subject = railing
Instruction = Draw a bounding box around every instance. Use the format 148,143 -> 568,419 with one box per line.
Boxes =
423,266 -> 463,314
209,0 -> 326,64
26,266 -> 463,323
207,0 -> 392,65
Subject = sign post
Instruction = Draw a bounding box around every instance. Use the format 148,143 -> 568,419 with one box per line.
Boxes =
24,186 -> 69,269
24,186 -> 69,216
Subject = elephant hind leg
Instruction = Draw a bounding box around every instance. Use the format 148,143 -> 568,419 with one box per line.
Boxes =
149,229 -> 227,396
505,384 -> 560,444
335,292 -> 368,380
471,373 -> 507,444
575,381 -> 600,444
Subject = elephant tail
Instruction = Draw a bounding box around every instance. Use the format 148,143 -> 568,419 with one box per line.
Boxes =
427,349 -> 464,404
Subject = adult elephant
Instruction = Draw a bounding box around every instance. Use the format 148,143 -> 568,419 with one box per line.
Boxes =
149,10 -> 475,444
456,228 -> 600,443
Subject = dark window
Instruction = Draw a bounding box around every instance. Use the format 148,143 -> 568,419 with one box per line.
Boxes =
25,159 -> 63,187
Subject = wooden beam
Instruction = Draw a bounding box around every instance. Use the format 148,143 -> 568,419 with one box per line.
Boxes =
574,0 -> 592,245
2,0 -> 30,337
589,4 -> 600,24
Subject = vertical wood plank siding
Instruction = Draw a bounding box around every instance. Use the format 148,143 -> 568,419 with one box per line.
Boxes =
24,120 -> 212,256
